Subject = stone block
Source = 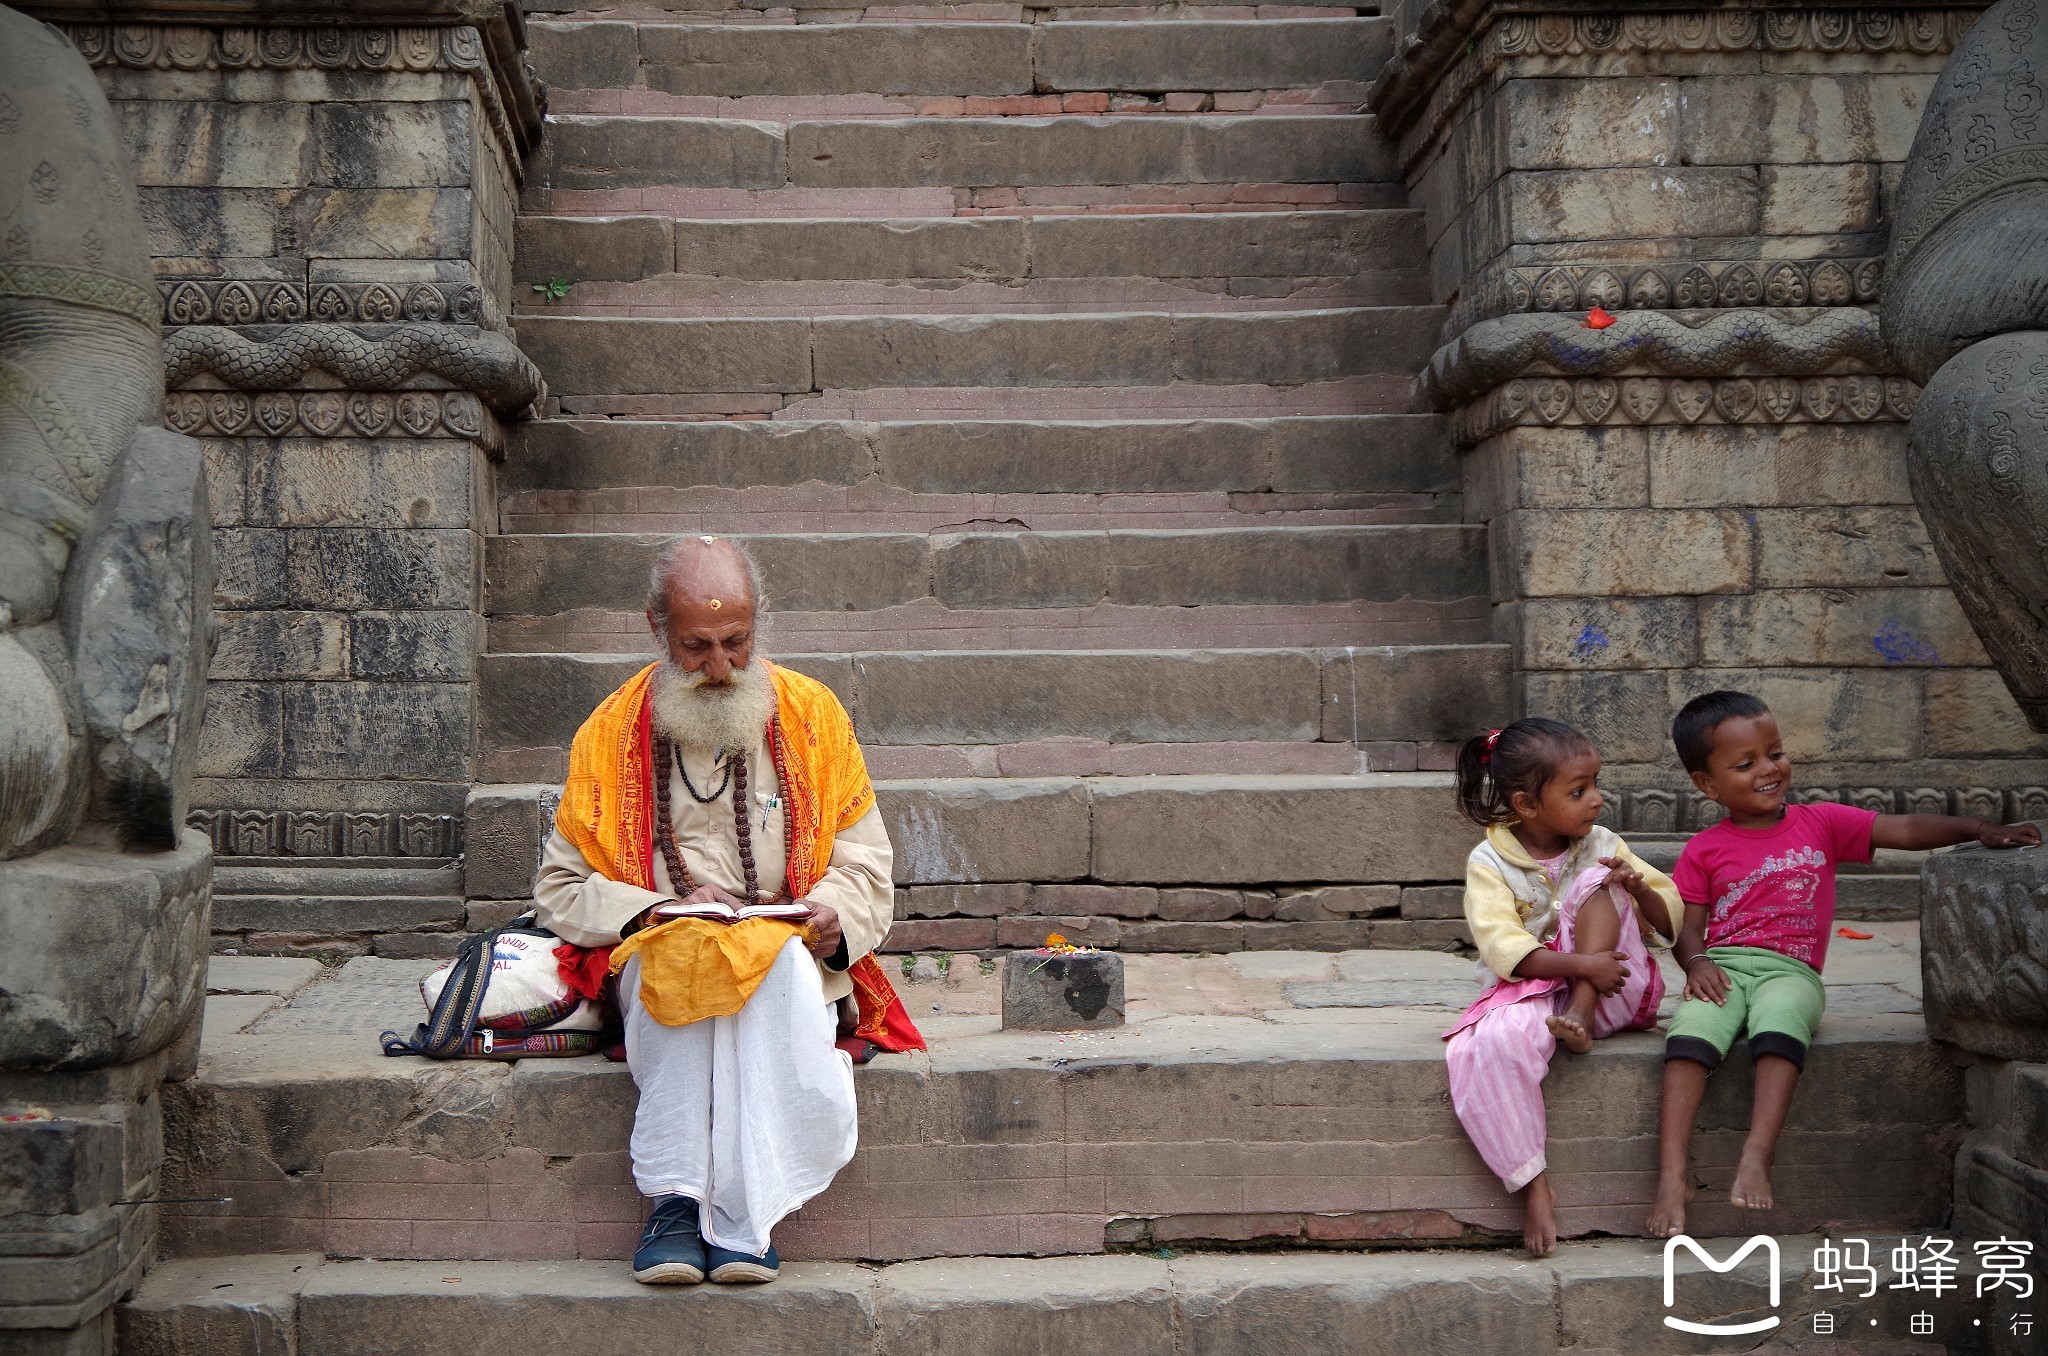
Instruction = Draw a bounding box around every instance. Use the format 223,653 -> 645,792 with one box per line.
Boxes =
311,102 -> 473,189
114,99 -> 313,188
856,650 -> 1321,745
1646,424 -> 1910,508
931,532 -> 1106,609
465,785 -> 555,903
640,24 -> 1033,96
211,610 -> 346,681
1925,669 -> 2048,758
1922,841 -> 2048,1061
505,419 -> 870,494
118,1254 -> 313,1356
1366,919 -> 1470,950
278,682 -> 469,780
283,529 -> 475,611
1677,73 -> 1929,166
1001,950 -> 1125,1030
1119,920 -> 1247,951
1030,884 -> 1159,919
1517,671 -> 1672,765
995,914 -> 1122,948
1502,78 -> 1678,172
348,612 -> 476,683
1279,885 -> 1400,917
1506,166 -> 1759,243
1172,1252 -> 1554,1355
1034,19 -> 1381,93
0,1119 -> 121,1218
1665,667 -> 1923,763
1400,885 -> 1464,920
1156,889 -> 1250,922
479,654 -> 648,754
1494,509 -> 1751,598
878,1257 -> 1170,1356
514,217 -> 673,285
525,19 -> 639,90
676,217 -> 1027,281
1029,211 -> 1424,280
1320,644 -> 1512,743
880,919 -> 998,952
485,531 -> 928,617
1106,526 -> 1486,606
1508,597 -> 1699,671
1753,507 -> 1943,588
293,187 -> 474,259
812,313 -> 1173,389
517,317 -> 813,396
1697,589 -> 1987,668
140,186 -> 281,259
1759,162 -> 1882,235
195,681 -> 285,778
249,439 -> 473,528
901,883 -> 1032,919
1173,308 -> 1440,383
1461,427 -> 1649,517
535,116 -> 786,191
788,116 -> 1385,189
1091,774 -> 1469,884
878,779 -> 1093,884
0,832 -> 211,1070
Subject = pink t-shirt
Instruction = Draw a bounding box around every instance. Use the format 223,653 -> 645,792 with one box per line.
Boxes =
1670,801 -> 1877,973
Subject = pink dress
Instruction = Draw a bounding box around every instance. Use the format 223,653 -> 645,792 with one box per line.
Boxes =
1441,854 -> 1665,1193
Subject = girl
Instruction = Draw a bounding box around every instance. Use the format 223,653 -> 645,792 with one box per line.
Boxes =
1442,718 -> 1680,1257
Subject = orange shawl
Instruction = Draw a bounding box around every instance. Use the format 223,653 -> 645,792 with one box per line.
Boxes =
556,661 -> 921,1049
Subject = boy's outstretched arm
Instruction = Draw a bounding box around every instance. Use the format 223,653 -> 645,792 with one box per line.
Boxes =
1870,815 -> 2043,851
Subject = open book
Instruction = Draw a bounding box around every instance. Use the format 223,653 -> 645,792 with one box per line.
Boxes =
651,898 -> 809,925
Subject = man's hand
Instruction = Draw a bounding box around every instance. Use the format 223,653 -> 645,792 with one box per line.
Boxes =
680,883 -> 742,908
800,901 -> 843,961
1979,821 -> 2043,849
1576,949 -> 1630,996
631,883 -> 741,934
1683,957 -> 1731,1005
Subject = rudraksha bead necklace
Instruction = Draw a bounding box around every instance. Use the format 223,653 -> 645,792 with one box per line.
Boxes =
653,729 -> 782,906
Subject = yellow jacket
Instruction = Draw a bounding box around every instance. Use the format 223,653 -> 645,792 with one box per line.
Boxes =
1464,822 -> 1679,980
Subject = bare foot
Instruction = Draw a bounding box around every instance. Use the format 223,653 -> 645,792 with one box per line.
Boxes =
1647,1172 -> 1692,1237
1546,1012 -> 1592,1055
1730,1148 -> 1775,1210
1522,1174 -> 1559,1258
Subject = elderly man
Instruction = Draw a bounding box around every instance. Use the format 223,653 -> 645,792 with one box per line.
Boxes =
532,535 -> 919,1286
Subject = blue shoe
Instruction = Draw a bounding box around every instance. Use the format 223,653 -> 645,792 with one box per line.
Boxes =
631,1195 -> 706,1284
706,1243 -> 780,1284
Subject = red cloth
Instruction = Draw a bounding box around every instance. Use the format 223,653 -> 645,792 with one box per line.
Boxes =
555,943 -> 614,1004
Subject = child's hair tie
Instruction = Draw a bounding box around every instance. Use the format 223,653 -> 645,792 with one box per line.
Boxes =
1481,728 -> 1502,764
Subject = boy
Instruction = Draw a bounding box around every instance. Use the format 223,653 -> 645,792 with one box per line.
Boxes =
1646,690 -> 2040,1237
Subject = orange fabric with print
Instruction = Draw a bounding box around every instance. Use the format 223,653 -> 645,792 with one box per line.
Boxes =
555,661 -> 921,1047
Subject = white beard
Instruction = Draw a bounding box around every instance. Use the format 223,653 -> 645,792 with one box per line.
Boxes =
648,659 -> 777,755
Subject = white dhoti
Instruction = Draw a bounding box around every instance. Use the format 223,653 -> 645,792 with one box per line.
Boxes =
620,939 -> 859,1256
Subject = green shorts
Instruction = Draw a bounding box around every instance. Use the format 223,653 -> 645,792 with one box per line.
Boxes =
1664,946 -> 1826,1071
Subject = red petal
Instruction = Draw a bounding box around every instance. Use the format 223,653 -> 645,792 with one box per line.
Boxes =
1836,927 -> 1874,940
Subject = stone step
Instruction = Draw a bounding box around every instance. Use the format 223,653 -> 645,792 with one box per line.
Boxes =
528,114 -> 1394,192
482,524 -> 1488,619
517,209 -> 1425,288
499,488 -> 1457,536
524,182 -> 1408,219
210,896 -> 467,939
474,646 -> 1513,775
456,773 -> 1491,900
153,939 -> 1951,1266
529,18 -> 1391,100
487,598 -> 1491,657
124,1236 -> 1982,1356
557,375 -> 1415,420
516,307 -> 1442,399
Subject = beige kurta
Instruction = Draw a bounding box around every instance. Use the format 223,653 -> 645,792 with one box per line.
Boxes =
532,727 -> 895,1006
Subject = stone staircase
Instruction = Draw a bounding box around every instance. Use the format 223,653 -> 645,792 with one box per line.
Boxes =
458,0 -> 1513,955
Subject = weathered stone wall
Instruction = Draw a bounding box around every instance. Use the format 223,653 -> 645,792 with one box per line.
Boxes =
28,3 -> 544,871
1376,2 -> 2048,822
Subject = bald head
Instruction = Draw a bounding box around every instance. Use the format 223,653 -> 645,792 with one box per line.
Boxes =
645,536 -> 764,682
